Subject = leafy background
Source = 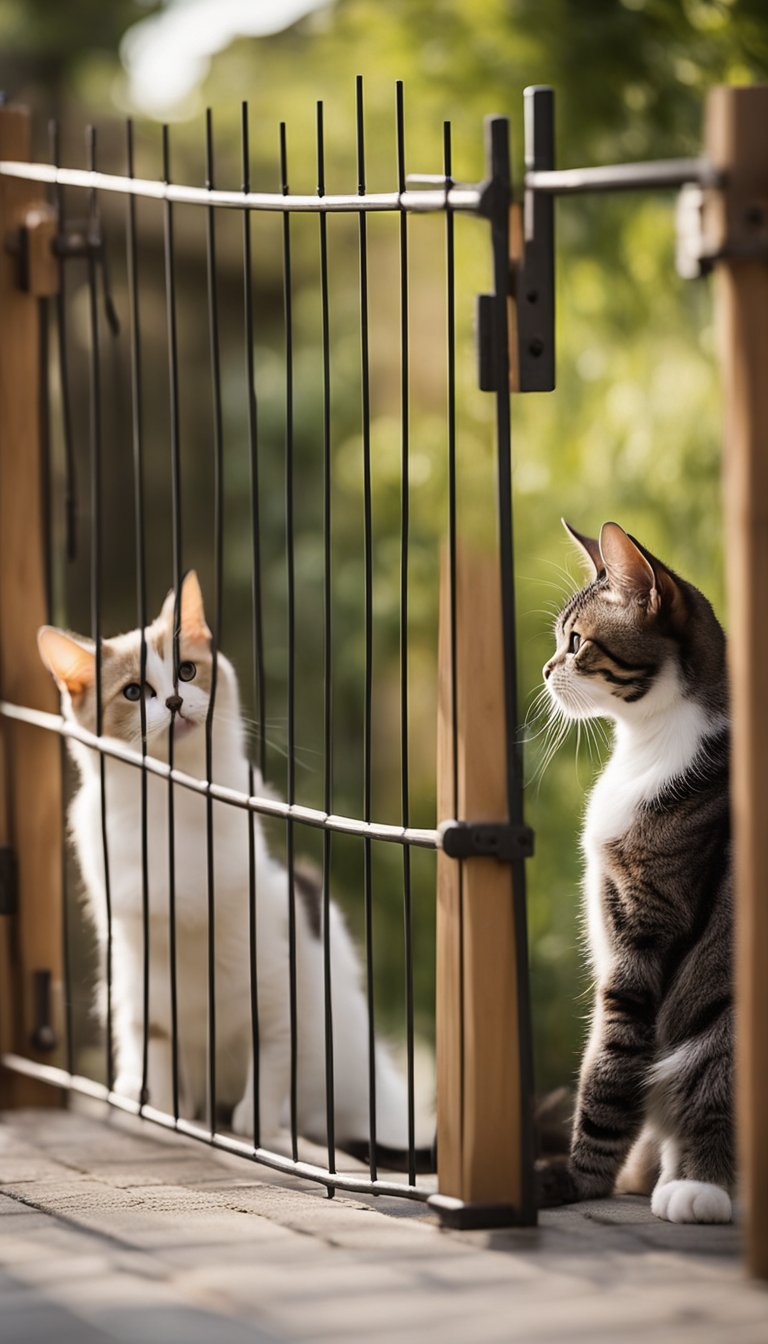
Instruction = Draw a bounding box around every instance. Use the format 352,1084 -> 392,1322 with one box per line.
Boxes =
5,0 -> 766,1097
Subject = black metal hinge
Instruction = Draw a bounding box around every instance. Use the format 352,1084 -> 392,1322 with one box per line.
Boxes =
6,215 -> 120,333
0,846 -> 17,915
439,821 -> 534,863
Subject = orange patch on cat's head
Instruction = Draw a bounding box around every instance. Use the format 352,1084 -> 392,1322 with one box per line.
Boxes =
37,626 -> 96,699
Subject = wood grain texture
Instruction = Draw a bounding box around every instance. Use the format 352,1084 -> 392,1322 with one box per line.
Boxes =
436,547 -> 523,1206
0,105 -> 64,1106
707,83 -> 768,1280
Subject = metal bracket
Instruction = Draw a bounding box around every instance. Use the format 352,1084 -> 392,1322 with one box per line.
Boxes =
439,820 -> 534,862
676,181 -> 768,278
7,213 -> 120,332
427,1193 -> 528,1229
0,846 -> 17,915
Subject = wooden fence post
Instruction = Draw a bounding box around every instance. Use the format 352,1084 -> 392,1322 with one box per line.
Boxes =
433,547 -> 533,1225
706,83 -> 768,1280
0,103 -> 64,1106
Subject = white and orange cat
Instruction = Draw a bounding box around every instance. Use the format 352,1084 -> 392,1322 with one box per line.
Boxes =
38,572 -> 420,1153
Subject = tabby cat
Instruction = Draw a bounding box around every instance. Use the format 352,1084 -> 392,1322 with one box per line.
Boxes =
539,520 -> 733,1224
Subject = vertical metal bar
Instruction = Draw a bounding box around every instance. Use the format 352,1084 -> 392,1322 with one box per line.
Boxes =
444,118 -> 463,1163
316,101 -> 336,1183
85,125 -> 113,1091
48,118 -> 74,1079
279,122 -> 299,1163
356,73 -> 377,1181
126,120 -> 151,1110
162,122 -> 181,1120
242,101 -> 261,1148
39,298 -> 53,628
38,263 -> 62,1062
396,81 -> 415,1185
486,115 -> 535,1220
49,120 -> 77,563
204,107 -> 223,1137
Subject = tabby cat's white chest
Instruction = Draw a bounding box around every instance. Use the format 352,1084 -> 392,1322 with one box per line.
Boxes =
580,671 -> 721,979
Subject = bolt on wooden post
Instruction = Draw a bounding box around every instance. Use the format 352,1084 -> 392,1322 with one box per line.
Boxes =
0,103 -> 64,1106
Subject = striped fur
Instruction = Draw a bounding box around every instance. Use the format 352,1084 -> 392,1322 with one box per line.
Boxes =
539,522 -> 733,1224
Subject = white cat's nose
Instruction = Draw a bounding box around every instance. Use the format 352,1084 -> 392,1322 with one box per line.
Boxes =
166,693 -> 183,712
543,661 -> 554,681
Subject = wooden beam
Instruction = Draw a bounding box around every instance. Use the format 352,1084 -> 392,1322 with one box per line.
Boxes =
0,104 -> 64,1107
707,83 -> 768,1280
435,547 -> 530,1218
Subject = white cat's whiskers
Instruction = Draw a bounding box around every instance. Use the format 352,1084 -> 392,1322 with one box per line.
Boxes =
212,709 -> 319,772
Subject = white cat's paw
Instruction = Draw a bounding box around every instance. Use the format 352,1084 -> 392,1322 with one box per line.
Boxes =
112,1072 -> 144,1104
231,1096 -> 281,1142
651,1179 -> 732,1224
231,1096 -> 254,1138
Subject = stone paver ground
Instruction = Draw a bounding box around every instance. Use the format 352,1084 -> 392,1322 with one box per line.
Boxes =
0,1104 -> 766,1343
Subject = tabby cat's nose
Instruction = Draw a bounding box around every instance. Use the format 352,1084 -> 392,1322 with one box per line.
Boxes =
543,661 -> 554,681
166,693 -> 183,713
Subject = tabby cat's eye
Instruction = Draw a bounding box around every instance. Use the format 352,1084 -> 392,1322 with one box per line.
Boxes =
178,661 -> 196,682
569,631 -> 581,654
123,683 -> 143,701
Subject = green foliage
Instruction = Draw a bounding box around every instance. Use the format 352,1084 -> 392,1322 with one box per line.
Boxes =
19,0 -> 767,1090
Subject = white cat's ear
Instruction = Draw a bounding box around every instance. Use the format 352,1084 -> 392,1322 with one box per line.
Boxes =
599,522 -> 681,618
160,586 -> 176,628
159,571 -> 212,645
180,570 -> 211,644
37,626 -> 95,697
561,518 -> 602,578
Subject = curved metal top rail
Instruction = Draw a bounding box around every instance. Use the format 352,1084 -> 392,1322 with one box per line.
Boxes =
0,159 -> 485,214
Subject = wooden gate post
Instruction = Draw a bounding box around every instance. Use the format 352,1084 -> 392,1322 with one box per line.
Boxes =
706,83 -> 768,1279
0,103 -> 64,1106
432,547 -> 534,1227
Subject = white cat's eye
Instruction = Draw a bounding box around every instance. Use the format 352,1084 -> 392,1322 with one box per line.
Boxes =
178,661 -> 196,682
123,681 -> 156,701
569,631 -> 581,653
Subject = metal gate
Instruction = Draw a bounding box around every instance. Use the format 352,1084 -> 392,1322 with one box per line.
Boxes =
0,77 -> 536,1227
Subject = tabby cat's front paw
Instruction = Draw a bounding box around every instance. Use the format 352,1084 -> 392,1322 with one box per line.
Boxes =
536,1157 -> 580,1208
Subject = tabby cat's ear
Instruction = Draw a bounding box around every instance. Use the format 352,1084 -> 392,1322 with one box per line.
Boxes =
561,519 -> 602,578
160,570 -> 211,645
37,626 -> 96,697
599,522 -> 681,619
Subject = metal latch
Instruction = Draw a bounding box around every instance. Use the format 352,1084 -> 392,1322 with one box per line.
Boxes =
0,847 -> 17,915
439,821 -> 534,863
31,969 -> 57,1053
